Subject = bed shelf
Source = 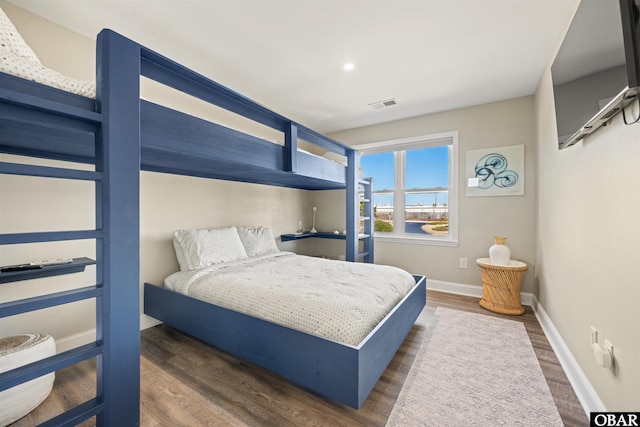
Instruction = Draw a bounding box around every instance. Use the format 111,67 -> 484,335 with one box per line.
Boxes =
280,232 -> 370,242
0,257 -> 96,284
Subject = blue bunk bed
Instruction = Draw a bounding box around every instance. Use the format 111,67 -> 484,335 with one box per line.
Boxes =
0,29 -> 426,424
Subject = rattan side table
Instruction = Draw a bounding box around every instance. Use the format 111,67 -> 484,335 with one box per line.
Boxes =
476,258 -> 528,315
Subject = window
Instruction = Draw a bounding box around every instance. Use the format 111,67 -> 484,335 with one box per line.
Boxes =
358,132 -> 458,246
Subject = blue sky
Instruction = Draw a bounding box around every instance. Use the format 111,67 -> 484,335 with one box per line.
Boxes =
360,146 -> 449,206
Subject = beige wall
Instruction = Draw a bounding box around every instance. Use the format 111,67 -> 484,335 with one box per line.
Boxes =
323,97 -> 537,291
0,2 -> 313,346
535,67 -> 640,410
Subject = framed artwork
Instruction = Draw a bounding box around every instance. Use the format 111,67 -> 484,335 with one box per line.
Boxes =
465,144 -> 524,197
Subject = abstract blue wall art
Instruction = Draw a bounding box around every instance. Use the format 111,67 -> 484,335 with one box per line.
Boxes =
475,153 -> 518,189
466,145 -> 524,197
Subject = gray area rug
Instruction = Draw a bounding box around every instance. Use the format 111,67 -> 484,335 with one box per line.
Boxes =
386,307 -> 563,426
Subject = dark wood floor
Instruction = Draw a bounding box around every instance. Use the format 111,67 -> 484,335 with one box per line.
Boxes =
12,290 -> 589,426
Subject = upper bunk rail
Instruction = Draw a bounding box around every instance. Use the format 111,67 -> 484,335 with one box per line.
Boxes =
137,38 -> 349,157
141,100 -> 281,169
0,230 -> 101,245
139,100 -> 345,188
0,86 -> 101,123
0,161 -> 101,181
0,98 -> 98,164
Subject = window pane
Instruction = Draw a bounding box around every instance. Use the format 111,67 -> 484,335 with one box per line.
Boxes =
373,193 -> 393,233
406,146 -> 449,190
404,192 -> 449,236
360,152 -> 394,191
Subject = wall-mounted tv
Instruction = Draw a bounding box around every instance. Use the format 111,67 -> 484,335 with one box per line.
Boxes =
552,0 -> 640,149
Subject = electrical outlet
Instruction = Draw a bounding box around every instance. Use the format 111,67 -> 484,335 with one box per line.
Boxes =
459,258 -> 468,269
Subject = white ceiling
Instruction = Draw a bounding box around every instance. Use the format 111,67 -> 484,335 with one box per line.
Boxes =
9,0 -> 577,134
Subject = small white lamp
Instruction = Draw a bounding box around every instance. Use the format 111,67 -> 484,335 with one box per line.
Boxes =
310,207 -> 318,233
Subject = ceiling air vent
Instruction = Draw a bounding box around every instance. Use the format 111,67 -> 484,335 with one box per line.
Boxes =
368,98 -> 397,109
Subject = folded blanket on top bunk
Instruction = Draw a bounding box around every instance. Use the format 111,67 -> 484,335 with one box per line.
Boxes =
166,225 -> 416,347
0,6 -> 95,97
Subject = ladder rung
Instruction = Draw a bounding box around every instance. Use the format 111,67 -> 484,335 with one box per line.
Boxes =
0,342 -> 102,391
38,398 -> 104,427
358,251 -> 370,258
0,230 -> 101,245
0,285 -> 102,318
0,161 -> 101,181
0,87 -> 101,123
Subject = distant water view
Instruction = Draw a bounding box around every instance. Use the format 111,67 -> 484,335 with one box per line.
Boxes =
405,221 -> 429,234
372,205 -> 449,236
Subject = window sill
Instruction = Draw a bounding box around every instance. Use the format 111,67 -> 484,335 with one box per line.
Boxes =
374,234 -> 459,247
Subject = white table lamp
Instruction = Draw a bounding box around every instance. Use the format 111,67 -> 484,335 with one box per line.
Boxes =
310,207 -> 317,233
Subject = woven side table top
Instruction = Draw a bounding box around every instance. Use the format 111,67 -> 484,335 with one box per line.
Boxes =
476,258 -> 528,271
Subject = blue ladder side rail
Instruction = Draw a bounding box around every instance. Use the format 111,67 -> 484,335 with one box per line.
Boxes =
360,178 -> 374,263
0,30 -> 141,426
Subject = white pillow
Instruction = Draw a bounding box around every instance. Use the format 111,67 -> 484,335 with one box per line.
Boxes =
0,7 -> 39,62
0,6 -> 96,98
172,237 -> 190,272
238,226 -> 279,257
173,226 -> 248,271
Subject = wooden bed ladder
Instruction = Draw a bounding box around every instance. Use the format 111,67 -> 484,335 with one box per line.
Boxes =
359,177 -> 374,263
0,30 -> 141,426
345,147 -> 374,263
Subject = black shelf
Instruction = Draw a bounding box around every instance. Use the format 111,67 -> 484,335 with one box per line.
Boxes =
281,232 -> 370,242
0,257 -> 96,284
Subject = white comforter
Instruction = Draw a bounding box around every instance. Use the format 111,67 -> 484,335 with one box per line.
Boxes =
165,253 -> 416,346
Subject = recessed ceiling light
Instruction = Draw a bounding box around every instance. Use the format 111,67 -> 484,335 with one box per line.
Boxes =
343,63 -> 355,71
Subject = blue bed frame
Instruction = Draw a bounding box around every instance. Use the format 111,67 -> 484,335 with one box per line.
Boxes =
0,28 -> 425,424
144,275 -> 426,409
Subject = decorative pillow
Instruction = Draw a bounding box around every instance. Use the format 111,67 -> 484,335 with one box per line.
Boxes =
173,226 -> 248,271
172,237 -> 190,272
0,6 -> 96,98
238,226 -> 279,257
0,7 -> 39,62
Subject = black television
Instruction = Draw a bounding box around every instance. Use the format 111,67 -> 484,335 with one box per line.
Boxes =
552,0 -> 640,149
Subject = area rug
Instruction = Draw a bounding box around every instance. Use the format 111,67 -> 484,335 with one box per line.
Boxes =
386,307 -> 563,426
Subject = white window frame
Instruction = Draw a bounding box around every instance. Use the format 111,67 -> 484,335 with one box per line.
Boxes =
357,131 -> 458,247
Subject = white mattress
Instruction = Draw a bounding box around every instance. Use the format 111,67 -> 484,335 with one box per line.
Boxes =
165,253 -> 416,346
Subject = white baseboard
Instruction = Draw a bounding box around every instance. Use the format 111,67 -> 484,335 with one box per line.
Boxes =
140,314 -> 162,330
55,314 -> 162,353
55,329 -> 96,353
426,278 -> 534,306
531,296 -> 605,415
